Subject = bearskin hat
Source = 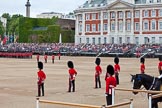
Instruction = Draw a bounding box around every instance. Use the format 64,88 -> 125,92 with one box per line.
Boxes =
67,61 -> 74,68
95,57 -> 101,65
140,57 -> 145,64
159,56 -> 162,61
38,61 -> 43,69
114,57 -> 119,64
107,65 -> 114,75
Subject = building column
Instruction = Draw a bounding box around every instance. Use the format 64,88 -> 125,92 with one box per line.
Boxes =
107,11 -> 111,43
82,13 -> 85,36
131,10 -> 134,43
115,11 -> 118,44
75,15 -> 79,36
101,11 -> 103,36
140,9 -> 143,35
131,10 -> 134,34
123,11 -> 126,43
115,11 -> 118,34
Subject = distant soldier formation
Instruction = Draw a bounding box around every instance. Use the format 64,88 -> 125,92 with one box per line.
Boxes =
36,53 -> 60,63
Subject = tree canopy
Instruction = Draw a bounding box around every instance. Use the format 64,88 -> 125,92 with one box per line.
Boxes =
1,13 -> 75,43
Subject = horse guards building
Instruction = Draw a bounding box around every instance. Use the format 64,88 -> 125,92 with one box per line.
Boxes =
74,0 -> 162,45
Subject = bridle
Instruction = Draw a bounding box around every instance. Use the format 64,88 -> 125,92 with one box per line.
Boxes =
148,77 -> 156,90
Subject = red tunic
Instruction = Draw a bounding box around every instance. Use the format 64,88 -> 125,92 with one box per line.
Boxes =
69,68 -> 77,81
106,76 -> 116,94
52,55 -> 55,60
158,62 -> 162,71
95,65 -> 102,77
44,55 -> 47,60
114,64 -> 120,74
58,53 -> 61,57
37,70 -> 46,85
140,64 -> 145,73
37,55 -> 39,60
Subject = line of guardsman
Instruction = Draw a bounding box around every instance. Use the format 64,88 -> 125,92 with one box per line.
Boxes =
36,56 -> 120,106
0,52 -> 32,58
36,55 -> 162,106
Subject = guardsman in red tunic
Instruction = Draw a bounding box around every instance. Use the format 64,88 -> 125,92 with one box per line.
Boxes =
52,54 -> 55,64
36,54 -> 40,62
37,62 -> 46,97
67,61 -> 77,92
44,54 -> 47,63
95,57 -> 102,88
140,57 -> 145,74
158,56 -> 162,75
105,65 -> 116,106
114,57 -> 120,85
58,52 -> 61,60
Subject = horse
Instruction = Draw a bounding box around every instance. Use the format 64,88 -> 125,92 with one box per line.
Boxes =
131,74 -> 162,108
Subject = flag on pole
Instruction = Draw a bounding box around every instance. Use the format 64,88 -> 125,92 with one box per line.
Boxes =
59,33 -> 62,43
2,36 -> 7,45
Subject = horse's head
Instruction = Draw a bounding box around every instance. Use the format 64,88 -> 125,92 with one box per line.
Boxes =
131,74 -> 143,95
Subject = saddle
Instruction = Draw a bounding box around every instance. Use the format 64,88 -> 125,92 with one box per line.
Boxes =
154,79 -> 162,91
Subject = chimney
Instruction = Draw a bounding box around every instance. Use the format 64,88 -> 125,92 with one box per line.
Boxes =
88,0 -> 92,3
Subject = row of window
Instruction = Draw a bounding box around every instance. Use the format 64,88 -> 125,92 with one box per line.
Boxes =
78,9 -> 162,21
138,20 -> 162,31
83,37 -> 125,44
135,37 -> 162,44
79,37 -> 162,44
136,0 -> 162,3
78,20 -> 162,32
149,0 -> 161,3
143,9 -> 162,17
78,21 -> 131,32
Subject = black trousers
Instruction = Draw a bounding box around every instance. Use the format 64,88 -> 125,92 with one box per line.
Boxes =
106,94 -> 112,106
38,83 -> 44,96
159,70 -> 162,75
68,80 -> 75,92
45,59 -> 47,63
115,73 -> 119,85
52,59 -> 54,63
95,75 -> 101,88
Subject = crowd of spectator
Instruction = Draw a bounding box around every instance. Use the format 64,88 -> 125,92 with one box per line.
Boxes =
0,43 -> 162,58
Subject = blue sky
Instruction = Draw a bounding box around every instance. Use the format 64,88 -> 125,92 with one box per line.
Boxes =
0,0 -> 86,17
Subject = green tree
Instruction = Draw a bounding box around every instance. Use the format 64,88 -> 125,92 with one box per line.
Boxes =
8,14 -> 23,35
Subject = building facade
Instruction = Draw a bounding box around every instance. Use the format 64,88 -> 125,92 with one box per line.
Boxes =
37,12 -> 63,19
36,12 -> 75,20
74,0 -> 162,45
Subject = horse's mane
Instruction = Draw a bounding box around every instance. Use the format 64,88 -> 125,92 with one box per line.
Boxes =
136,73 -> 157,83
136,74 -> 155,79
136,73 -> 160,90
